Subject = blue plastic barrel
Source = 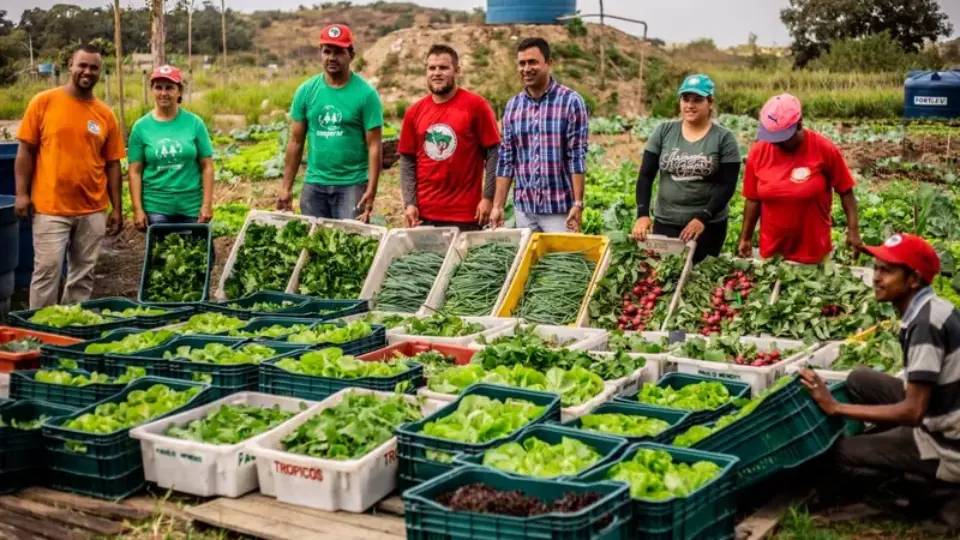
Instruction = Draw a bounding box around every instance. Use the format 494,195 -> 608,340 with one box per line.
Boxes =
38,64 -> 55,75
0,195 -> 17,301
0,143 -> 33,288
486,0 -> 577,24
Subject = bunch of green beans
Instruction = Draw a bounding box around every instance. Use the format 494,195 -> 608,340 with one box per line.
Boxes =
376,251 -> 446,313
518,252 -> 596,325
442,243 -> 519,316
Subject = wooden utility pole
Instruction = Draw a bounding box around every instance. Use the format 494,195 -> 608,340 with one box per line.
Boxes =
187,0 -> 194,71
599,0 -> 606,91
150,0 -> 167,67
113,0 -> 127,140
220,0 -> 228,82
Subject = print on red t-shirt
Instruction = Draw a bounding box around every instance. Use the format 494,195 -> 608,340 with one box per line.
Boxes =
398,89 -> 501,223
742,129 -> 855,263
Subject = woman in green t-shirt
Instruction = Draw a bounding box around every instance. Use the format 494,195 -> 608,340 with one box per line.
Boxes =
128,64 -> 214,230
631,74 -> 741,263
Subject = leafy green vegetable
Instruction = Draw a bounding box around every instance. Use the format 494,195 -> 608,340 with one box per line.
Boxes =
635,381 -> 733,411
0,414 -> 49,430
34,367 -> 145,386
29,305 -> 108,327
830,328 -> 902,373
607,331 -> 672,354
475,343 -> 643,381
401,314 -> 485,337
476,324 -> 577,348
286,321 -> 373,345
229,323 -> 311,339
428,364 -> 605,406
225,300 -> 295,313
482,436 -> 602,478
376,251 -> 446,313
163,343 -> 273,365
442,243 -> 518,316
165,404 -> 298,444
298,227 -> 379,299
176,313 -> 247,335
224,220 -> 310,299
392,350 -> 461,378
0,337 -> 43,353
101,306 -> 169,318
84,330 -> 175,355
281,391 -> 421,459
274,347 -> 411,378
578,413 -> 671,438
606,448 -> 721,500
144,232 -> 209,303
422,395 -> 545,445
519,252 -> 596,325
676,334 -> 800,367
64,384 -> 202,435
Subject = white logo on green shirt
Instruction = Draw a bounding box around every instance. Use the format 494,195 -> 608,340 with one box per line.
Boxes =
155,138 -> 185,171
424,124 -> 457,161
317,105 -> 345,138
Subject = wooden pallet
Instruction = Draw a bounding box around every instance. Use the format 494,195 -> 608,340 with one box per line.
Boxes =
185,493 -> 406,540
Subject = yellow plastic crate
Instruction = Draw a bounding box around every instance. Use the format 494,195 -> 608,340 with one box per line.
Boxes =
848,320 -> 895,343
495,233 -> 610,326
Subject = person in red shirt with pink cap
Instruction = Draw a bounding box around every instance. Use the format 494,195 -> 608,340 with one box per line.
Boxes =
738,93 -> 862,263
801,233 -> 960,522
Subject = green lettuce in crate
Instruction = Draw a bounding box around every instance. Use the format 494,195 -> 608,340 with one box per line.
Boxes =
225,300 -> 295,313
84,330 -> 175,355
144,232 -> 209,303
101,306 -> 169,318
393,350 -> 461,379
286,321 -> 372,345
482,436 -> 602,478
607,448 -> 721,500
578,413 -> 672,438
177,313 -> 246,335
274,348 -> 409,378
475,343 -> 643,381
164,343 -> 272,365
428,364 -> 604,407
423,395 -> 545,444
0,336 -> 43,353
29,305 -> 107,327
34,366 -> 145,386
298,227 -> 379,299
281,391 -> 421,459
224,220 -> 310,299
64,384 -> 201,435
635,381 -> 733,411
0,415 -> 49,430
165,404 -> 300,445
229,323 -> 311,339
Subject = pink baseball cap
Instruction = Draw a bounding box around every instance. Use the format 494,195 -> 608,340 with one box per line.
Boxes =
758,93 -> 802,143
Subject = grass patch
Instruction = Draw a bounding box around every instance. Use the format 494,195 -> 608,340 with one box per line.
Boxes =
775,506 -> 954,540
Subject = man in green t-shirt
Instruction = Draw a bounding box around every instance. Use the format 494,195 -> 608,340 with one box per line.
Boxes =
278,24 -> 384,221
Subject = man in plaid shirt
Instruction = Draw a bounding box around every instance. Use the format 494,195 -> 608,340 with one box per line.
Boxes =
490,37 -> 589,233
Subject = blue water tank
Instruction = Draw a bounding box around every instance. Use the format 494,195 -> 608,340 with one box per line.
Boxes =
904,70 -> 960,119
486,0 -> 577,24
0,143 -> 32,288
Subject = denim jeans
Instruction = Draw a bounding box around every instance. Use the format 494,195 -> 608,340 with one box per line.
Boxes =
299,182 -> 367,220
147,213 -> 198,226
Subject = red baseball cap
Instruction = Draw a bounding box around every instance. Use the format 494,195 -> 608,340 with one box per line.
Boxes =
150,64 -> 183,84
863,233 -> 941,284
319,24 -> 353,48
758,93 -> 802,143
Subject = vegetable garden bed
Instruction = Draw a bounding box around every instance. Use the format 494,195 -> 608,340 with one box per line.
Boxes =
288,218 -> 387,299
360,227 -> 459,312
130,392 -> 317,497
421,229 -> 531,317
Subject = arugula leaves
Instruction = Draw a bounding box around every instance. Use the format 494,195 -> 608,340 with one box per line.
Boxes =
224,220 -> 310,299
422,395 -> 545,444
144,233 -> 209,303
607,448 -> 721,500
84,330 -> 175,355
401,314 -> 485,338
481,436 -> 603,478
579,413 -> 671,438
281,391 -> 422,459
274,347 -> 411,378
476,324 -> 577,348
165,404 -> 298,445
393,350 -> 460,378
299,227 -> 379,299
29,305 -> 108,327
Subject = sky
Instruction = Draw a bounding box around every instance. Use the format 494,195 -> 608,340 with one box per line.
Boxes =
4,0 -> 959,48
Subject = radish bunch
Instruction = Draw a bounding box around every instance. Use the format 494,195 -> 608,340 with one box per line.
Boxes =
616,251 -> 667,332
733,348 -> 782,367
700,270 -> 755,336
820,304 -> 845,317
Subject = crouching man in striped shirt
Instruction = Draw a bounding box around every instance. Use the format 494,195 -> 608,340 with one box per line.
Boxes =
801,233 -> 959,526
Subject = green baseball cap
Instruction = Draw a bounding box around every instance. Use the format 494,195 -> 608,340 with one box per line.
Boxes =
678,74 -> 715,97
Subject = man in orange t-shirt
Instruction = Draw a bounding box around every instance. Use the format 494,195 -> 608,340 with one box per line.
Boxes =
15,43 -> 126,308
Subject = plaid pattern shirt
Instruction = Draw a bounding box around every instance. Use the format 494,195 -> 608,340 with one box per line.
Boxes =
496,79 -> 589,215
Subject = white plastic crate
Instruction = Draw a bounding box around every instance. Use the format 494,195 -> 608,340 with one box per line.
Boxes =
770,261 -> 874,303
467,323 -> 608,351
286,218 -> 388,297
667,336 -> 814,395
129,392 -> 317,498
388,316 -> 516,346
582,330 -> 687,384
359,227 -> 459,310
214,210 -> 316,301
337,311 -> 415,337
784,340 -> 905,383
578,235 -> 696,330
247,388 -> 430,512
420,229 -> 532,317
589,351 -> 653,395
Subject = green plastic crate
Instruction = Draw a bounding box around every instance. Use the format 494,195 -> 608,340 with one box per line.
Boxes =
832,382 -> 865,436
225,316 -> 320,340
0,400 -> 77,493
258,349 -> 424,401
10,369 -> 127,407
615,373 -> 752,429
138,223 -> 214,307
74,297 -> 194,329
277,299 -> 369,321
41,377 -> 209,499
579,442 -> 740,540
104,335 -> 247,378
267,320 -> 388,355
200,291 -> 314,320
169,341 -> 309,399
691,376 -> 847,491
563,401 -> 692,446
403,466 -> 632,540
454,423 -> 628,480
397,384 -> 562,490
41,328 -> 178,373
10,299 -> 129,339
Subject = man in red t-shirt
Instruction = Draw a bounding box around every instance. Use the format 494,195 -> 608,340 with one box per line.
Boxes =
398,44 -> 501,231
738,93 -> 862,263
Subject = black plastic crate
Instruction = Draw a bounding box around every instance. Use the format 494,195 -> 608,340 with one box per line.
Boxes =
563,401 -> 693,446
10,299 -> 130,339
397,384 -> 562,490
48,464 -> 147,501
10,369 -> 128,407
72,297 -> 194,329
138,223 -> 214,306
0,400 -> 77,494
41,328 -> 178,373
199,291 -> 314,320
258,348 -> 424,401
615,373 -> 752,429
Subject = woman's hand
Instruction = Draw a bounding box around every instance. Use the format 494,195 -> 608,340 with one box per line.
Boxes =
632,217 -> 652,241
199,204 -> 213,224
737,238 -> 753,258
846,229 -> 864,254
679,218 -> 705,242
134,209 -> 148,232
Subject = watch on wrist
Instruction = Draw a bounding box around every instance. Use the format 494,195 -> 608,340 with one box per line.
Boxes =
573,200 -> 585,208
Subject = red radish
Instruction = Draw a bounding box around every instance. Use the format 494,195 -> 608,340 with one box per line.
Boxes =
625,305 -> 638,316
